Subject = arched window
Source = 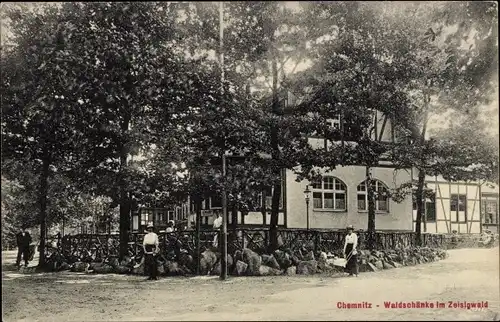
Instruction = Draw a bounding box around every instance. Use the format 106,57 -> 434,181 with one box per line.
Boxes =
357,180 -> 389,212
312,176 -> 347,211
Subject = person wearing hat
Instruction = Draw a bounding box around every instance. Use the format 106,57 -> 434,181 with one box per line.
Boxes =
16,226 -> 32,268
343,225 -> 359,277
166,220 -> 175,233
143,223 -> 159,280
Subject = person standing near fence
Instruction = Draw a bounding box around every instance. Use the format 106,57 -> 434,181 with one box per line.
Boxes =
343,225 -> 359,277
143,223 -> 159,281
16,226 -> 32,268
212,212 -> 223,248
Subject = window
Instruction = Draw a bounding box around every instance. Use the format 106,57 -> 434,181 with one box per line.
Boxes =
210,196 -> 222,209
482,200 -> 498,225
357,180 -> 389,212
312,176 -> 347,211
327,114 -> 341,130
450,194 -> 467,223
425,199 -> 436,222
140,209 -> 153,226
156,212 -> 166,223
167,211 -> 174,222
321,112 -> 364,142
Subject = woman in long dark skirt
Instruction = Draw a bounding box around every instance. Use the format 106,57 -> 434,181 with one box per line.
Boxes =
343,225 -> 359,276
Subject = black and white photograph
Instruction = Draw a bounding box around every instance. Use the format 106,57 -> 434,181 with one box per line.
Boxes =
1,1 -> 499,321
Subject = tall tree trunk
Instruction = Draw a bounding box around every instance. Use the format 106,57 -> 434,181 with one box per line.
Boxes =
231,203 -> 238,233
366,166 -> 376,250
118,118 -> 131,260
194,193 -> 202,275
415,169 -> 426,246
37,149 -> 51,267
269,51 -> 282,252
415,104 -> 429,246
261,189 -> 267,225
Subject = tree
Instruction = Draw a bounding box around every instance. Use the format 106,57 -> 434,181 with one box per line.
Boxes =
1,4 -> 99,266
388,1 -> 498,244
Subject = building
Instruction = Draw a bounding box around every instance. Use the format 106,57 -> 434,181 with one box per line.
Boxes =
191,90 -> 413,231
411,175 -> 499,234
131,204 -> 190,232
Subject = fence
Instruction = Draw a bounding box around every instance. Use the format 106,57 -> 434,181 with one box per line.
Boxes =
44,229 -> 451,265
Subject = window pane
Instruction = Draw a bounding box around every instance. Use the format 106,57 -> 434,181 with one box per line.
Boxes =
211,196 -> 222,208
323,177 -> 334,190
450,194 -> 458,211
357,194 -> 366,210
313,192 -> 322,208
312,178 -> 322,189
378,200 -> 388,211
265,196 -> 272,209
335,193 -> 346,210
357,182 -> 366,192
334,180 -> 346,191
458,195 -> 466,212
324,193 -> 334,208
425,202 -> 436,222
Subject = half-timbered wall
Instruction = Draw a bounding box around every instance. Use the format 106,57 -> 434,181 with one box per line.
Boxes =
412,175 -> 482,234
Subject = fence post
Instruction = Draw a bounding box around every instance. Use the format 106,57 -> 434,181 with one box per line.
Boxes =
314,231 -> 320,253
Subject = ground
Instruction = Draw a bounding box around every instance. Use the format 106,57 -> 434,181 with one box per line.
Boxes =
2,247 -> 499,321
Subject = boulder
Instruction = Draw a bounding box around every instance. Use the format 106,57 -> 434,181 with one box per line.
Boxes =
87,262 -> 100,271
212,253 -> 235,276
303,251 -> 315,261
393,261 -> 403,268
165,261 -> 183,276
374,260 -> 384,270
293,249 -> 304,261
290,255 -> 301,266
71,262 -> 88,272
108,256 -> 120,268
200,249 -> 218,275
233,260 -> 248,276
233,250 -> 243,263
262,254 -> 281,270
157,263 -> 166,275
382,261 -> 395,269
367,262 -> 379,272
274,250 -> 292,270
94,264 -> 114,274
120,256 -> 133,267
259,265 -> 272,276
132,262 -> 145,275
285,266 -> 297,275
58,262 -> 71,271
242,249 -> 262,276
115,265 -> 130,274
296,260 -> 317,275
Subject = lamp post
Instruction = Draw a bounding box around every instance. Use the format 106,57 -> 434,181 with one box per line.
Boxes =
304,185 -> 311,230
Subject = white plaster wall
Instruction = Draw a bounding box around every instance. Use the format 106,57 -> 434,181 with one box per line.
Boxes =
285,166 -> 413,231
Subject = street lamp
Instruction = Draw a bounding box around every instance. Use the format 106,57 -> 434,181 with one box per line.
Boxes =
304,185 -> 311,230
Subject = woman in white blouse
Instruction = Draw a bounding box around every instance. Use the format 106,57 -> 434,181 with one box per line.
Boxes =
343,225 -> 359,276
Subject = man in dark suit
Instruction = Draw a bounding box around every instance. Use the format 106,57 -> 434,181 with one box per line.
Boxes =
16,226 -> 32,267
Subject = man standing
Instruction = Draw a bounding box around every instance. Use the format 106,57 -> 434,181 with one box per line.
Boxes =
16,226 -> 32,268
143,223 -> 159,280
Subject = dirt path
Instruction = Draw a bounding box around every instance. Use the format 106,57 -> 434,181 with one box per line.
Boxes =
2,248 -> 499,321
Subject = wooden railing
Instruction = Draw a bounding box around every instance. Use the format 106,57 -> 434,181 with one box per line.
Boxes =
45,229 -> 451,265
